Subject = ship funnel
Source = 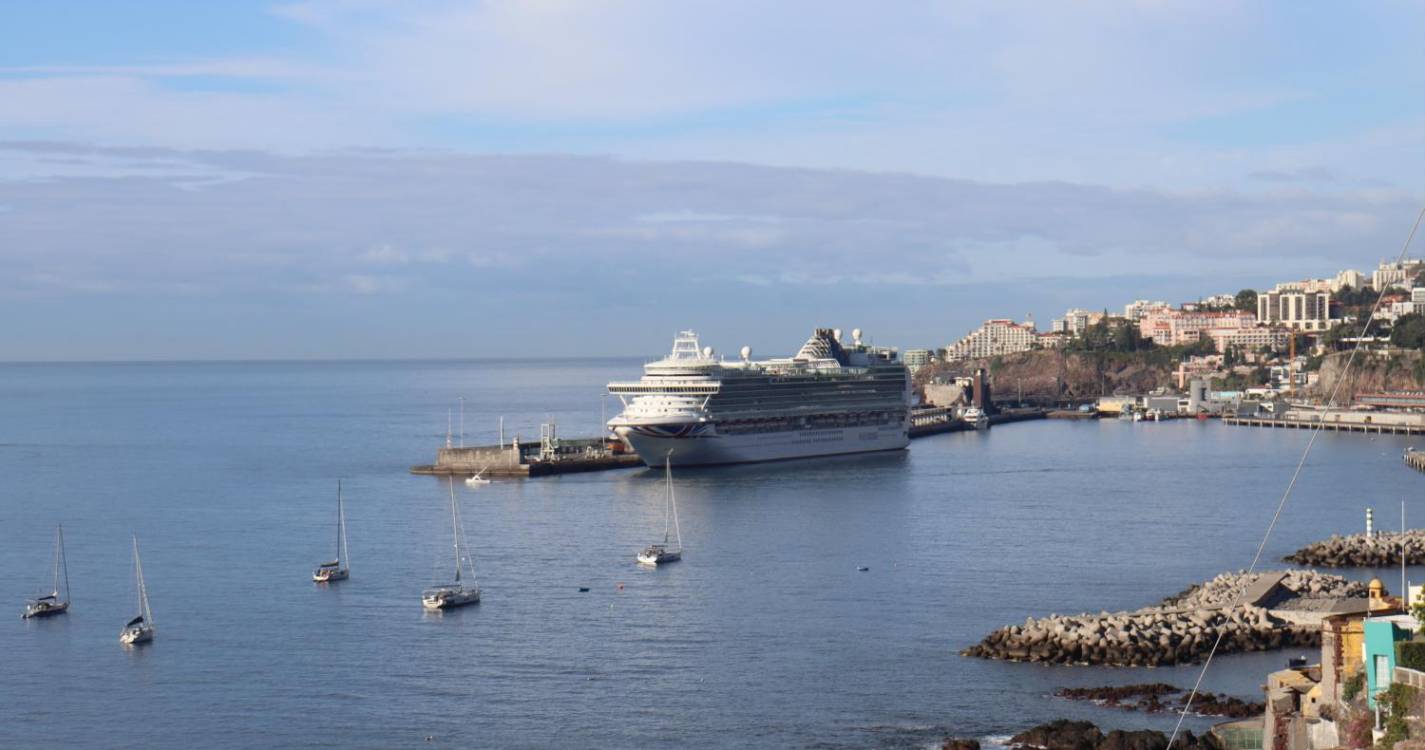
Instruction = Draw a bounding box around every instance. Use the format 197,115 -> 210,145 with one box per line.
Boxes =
740,346 -> 751,361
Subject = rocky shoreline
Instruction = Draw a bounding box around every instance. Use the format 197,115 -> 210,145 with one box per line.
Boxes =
943,719 -> 1224,750
961,570 -> 1364,667
1284,530 -> 1425,567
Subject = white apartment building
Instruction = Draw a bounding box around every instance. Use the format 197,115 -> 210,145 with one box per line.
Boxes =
1124,300 -> 1170,321
1205,326 -> 1292,354
1051,308 -> 1093,336
1202,293 -> 1237,309
1257,289 -> 1335,332
1372,259 -> 1424,291
1334,269 -> 1366,291
947,319 -> 1039,360
903,348 -> 933,372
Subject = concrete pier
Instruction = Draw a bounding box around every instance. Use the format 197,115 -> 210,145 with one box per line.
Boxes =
1408,449 -> 1425,474
1223,411 -> 1425,436
411,437 -> 643,478
908,407 -> 1045,438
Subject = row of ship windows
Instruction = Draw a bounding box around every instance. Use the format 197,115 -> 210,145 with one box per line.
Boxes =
717,411 -> 902,435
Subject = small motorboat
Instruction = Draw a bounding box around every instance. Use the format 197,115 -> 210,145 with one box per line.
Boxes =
464,471 -> 491,487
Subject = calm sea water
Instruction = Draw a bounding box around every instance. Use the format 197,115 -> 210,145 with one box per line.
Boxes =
2,359 -> 1421,748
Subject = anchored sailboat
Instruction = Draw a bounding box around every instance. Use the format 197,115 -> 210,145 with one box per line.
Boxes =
119,536 -> 155,646
23,524 -> 71,619
637,455 -> 683,566
313,480 -> 350,583
422,481 -> 480,610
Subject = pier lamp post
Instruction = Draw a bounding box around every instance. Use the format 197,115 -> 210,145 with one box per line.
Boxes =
458,396 -> 465,448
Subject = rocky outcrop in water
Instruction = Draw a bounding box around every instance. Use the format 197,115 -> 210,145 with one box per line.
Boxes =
1054,684 -> 1263,718
961,571 -> 1364,667
1285,531 -> 1425,567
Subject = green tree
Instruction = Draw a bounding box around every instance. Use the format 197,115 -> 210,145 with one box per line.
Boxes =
1390,313 -> 1425,349
1234,289 -> 1258,313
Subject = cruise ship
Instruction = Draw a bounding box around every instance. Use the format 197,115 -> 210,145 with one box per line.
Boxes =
607,328 -> 911,466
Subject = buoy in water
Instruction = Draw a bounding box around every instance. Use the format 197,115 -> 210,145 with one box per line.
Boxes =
857,566 -> 870,572
578,587 -> 590,592
617,582 -> 624,591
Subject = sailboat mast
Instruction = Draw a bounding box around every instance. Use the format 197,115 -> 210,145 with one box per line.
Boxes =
338,481 -> 349,571
670,463 -> 683,551
449,481 -> 461,582
134,536 -> 152,625
663,457 -> 673,544
58,524 -> 70,602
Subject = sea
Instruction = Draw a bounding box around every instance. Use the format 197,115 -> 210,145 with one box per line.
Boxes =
2,359 -> 1421,748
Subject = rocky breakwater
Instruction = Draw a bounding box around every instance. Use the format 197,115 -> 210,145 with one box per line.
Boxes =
961,570 -> 1365,667
1285,530 -> 1425,567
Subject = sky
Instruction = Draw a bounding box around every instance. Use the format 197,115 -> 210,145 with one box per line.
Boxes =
1,0 -> 1423,360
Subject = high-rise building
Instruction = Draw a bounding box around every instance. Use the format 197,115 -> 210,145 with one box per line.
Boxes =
946,319 -> 1038,360
1257,289 -> 1335,331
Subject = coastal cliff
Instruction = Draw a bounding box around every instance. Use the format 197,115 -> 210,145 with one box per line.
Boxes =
916,349 -> 1178,402
1308,349 -> 1425,403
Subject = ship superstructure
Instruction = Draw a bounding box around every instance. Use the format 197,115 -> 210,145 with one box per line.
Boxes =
607,328 -> 910,466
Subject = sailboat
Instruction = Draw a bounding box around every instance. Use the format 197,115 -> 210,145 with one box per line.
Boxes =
119,536 -> 155,646
23,524 -> 71,619
636,455 -> 683,565
313,480 -> 350,583
422,481 -> 480,610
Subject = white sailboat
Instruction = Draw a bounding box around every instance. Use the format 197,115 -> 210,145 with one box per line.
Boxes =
422,481 -> 480,610
637,455 -> 683,565
119,536 -> 155,646
23,524 -> 71,619
313,480 -> 350,583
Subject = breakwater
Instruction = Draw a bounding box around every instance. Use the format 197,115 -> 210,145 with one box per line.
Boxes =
961,570 -> 1365,667
1284,530 -> 1425,567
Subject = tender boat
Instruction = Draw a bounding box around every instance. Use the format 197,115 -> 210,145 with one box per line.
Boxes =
23,524 -> 71,619
423,481 -> 480,610
464,468 -> 491,487
637,455 -> 684,566
961,406 -> 989,430
313,480 -> 351,583
119,536 -> 155,646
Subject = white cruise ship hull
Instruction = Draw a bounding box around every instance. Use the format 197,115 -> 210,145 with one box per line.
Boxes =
616,423 -> 908,466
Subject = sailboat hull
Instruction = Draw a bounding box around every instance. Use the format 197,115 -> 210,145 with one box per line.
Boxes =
119,627 -> 154,645
22,600 -> 69,619
422,588 -> 480,609
312,568 -> 349,583
636,550 -> 681,565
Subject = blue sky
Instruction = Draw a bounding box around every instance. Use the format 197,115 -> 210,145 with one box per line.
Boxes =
1,1 -> 1423,360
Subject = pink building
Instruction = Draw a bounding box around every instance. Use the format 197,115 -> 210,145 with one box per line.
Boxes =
1138,309 -> 1256,347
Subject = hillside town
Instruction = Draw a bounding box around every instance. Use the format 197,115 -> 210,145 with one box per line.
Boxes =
907,258 -> 1425,423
